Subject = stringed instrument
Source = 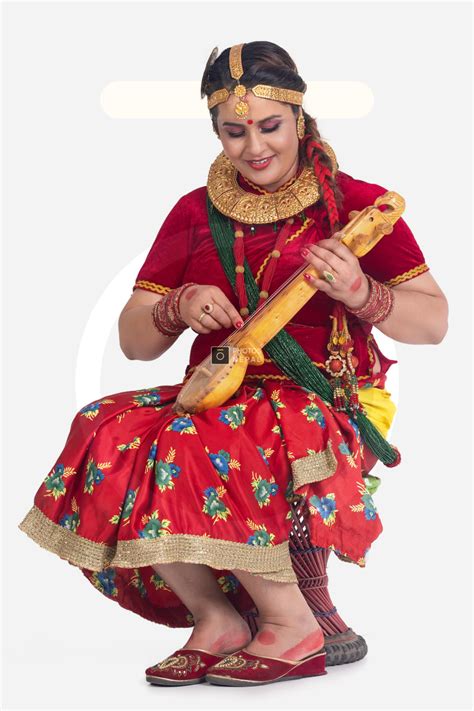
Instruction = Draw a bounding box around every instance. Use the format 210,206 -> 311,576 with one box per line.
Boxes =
172,191 -> 405,416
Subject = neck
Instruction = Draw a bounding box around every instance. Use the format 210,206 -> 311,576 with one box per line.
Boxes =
256,153 -> 300,193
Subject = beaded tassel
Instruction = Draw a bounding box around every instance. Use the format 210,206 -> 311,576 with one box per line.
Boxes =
324,305 -> 346,411
232,226 -> 249,317
324,302 -> 362,415
232,218 -> 295,316
256,218 -> 294,309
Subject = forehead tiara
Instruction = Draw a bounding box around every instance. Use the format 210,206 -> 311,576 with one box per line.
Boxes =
206,43 -> 305,118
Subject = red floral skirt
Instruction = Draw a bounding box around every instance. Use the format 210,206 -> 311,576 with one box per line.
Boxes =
18,377 -> 384,628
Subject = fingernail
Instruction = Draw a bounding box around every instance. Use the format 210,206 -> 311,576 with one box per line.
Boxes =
236,321 -> 243,328
304,273 -> 312,281
300,248 -> 309,257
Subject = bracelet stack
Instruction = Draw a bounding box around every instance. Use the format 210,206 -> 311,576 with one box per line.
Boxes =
151,283 -> 197,337
346,274 -> 395,324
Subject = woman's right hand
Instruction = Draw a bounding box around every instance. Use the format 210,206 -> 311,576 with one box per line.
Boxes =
178,284 -> 243,334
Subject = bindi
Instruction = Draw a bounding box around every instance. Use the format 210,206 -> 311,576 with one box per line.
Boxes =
246,119 -> 253,124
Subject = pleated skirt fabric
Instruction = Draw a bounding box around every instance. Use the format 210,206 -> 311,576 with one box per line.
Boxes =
18,377 -> 392,628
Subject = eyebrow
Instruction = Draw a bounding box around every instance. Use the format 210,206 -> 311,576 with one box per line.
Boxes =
222,114 -> 283,127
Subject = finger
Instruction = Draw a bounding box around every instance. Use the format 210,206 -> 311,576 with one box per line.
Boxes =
220,301 -> 245,328
196,312 -> 223,330
192,322 -> 213,334
314,238 -> 355,261
303,272 -> 333,292
209,301 -> 241,329
208,288 -> 243,327
311,244 -> 343,272
208,301 -> 243,329
192,312 -> 218,332
302,250 -> 340,278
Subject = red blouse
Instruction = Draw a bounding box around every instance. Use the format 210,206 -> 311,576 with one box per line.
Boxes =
133,169 -> 430,388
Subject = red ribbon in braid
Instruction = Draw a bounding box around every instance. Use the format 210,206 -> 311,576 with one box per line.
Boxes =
302,135 -> 340,232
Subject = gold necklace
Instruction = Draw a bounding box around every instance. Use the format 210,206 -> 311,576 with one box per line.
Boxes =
240,170 -> 299,195
207,143 -> 338,224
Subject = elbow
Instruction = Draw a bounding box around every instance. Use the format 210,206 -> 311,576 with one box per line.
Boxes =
120,342 -> 136,360
118,315 -> 137,359
430,326 -> 448,344
430,298 -> 449,344
118,328 -> 136,360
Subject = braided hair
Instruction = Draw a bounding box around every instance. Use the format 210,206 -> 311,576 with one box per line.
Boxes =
201,41 -> 344,234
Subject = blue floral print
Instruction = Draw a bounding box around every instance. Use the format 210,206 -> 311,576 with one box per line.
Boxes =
309,493 -> 338,526
139,510 -> 172,538
91,569 -> 118,597
251,473 -> 279,508
202,486 -> 231,523
218,404 -> 247,430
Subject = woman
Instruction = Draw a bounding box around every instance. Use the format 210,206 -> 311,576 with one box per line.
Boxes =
18,41 -> 448,687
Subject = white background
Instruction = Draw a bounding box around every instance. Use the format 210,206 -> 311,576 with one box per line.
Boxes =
3,1 -> 472,709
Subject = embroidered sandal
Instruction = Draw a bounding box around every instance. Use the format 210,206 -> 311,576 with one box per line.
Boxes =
145,647 -> 228,686
205,647 -> 327,686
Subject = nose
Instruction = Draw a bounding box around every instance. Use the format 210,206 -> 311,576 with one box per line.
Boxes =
243,128 -> 269,158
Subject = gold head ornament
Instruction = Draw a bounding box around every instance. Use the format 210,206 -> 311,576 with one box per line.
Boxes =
206,43 -> 305,118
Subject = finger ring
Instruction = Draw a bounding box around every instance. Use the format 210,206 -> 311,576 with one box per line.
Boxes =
322,270 -> 337,284
202,302 -> 214,314
198,312 -> 207,323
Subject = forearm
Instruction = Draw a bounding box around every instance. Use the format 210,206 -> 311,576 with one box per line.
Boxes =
368,289 -> 449,344
119,304 -> 182,361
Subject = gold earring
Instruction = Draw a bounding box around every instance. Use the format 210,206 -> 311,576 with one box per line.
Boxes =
297,113 -> 305,140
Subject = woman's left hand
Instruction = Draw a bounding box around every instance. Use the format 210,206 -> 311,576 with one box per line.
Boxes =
300,235 -> 370,310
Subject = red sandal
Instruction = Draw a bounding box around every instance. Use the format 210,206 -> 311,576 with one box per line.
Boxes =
205,647 -> 327,686
145,647 -> 228,686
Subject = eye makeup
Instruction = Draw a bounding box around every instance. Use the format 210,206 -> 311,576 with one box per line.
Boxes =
226,123 -> 281,139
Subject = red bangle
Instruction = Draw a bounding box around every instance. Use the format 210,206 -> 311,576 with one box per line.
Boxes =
346,274 -> 395,324
151,283 -> 197,337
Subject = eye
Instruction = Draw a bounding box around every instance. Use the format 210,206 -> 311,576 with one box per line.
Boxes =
261,124 -> 280,133
226,123 -> 281,139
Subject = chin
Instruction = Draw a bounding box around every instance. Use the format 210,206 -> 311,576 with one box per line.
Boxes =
241,164 -> 280,184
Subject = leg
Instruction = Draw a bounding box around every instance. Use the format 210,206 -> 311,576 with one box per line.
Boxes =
231,568 -> 324,661
152,562 -> 252,654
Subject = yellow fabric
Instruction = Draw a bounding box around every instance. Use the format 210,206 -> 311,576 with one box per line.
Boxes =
357,386 -> 397,438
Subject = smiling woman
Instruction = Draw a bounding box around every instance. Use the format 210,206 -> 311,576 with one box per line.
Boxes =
18,40 -> 448,688
218,100 -> 300,193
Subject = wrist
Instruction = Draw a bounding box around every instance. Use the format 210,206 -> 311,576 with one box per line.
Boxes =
345,274 -> 371,310
346,273 -> 395,324
152,283 -> 196,337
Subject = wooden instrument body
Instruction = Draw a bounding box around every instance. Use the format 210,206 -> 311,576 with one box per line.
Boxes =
172,192 -> 405,416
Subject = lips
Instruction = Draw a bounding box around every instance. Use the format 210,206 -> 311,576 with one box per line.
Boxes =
246,155 -> 275,170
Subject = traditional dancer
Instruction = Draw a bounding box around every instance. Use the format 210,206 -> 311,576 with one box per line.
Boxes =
18,41 -> 448,687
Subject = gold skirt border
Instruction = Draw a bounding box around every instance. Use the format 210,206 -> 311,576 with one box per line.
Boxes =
291,440 -> 337,489
18,505 -> 298,584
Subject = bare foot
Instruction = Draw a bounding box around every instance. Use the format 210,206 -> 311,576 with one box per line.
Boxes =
243,613 -> 324,661
182,610 -> 252,655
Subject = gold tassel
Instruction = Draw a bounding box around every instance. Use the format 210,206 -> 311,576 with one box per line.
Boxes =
324,303 -> 362,415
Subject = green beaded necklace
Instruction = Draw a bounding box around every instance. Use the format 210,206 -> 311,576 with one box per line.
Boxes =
207,194 -> 400,468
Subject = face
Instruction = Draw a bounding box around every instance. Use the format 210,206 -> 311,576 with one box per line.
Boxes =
216,93 -> 300,193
